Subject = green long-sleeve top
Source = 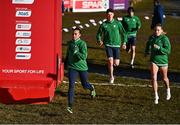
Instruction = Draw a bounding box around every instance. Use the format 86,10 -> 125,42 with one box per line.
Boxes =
122,15 -> 141,37
96,19 -> 127,47
66,38 -> 88,71
145,34 -> 171,66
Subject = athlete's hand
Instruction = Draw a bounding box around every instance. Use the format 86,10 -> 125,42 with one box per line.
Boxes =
98,41 -> 103,47
122,44 -> 126,50
154,44 -> 160,50
73,45 -> 79,54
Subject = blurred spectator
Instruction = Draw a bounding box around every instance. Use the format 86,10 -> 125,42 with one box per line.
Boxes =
151,0 -> 164,29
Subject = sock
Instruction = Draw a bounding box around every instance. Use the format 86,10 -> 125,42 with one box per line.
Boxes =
166,88 -> 171,100
130,59 -> 134,65
167,88 -> 170,92
155,92 -> 159,99
167,88 -> 171,95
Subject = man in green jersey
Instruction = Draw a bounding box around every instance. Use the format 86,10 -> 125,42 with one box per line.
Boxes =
96,8 -> 127,83
66,28 -> 96,113
145,24 -> 171,104
122,7 -> 141,68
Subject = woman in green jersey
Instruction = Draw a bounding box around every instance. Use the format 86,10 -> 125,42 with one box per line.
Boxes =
145,24 -> 171,104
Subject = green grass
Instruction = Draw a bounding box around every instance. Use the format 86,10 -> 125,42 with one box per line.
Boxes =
0,0 -> 179,124
0,80 -> 179,124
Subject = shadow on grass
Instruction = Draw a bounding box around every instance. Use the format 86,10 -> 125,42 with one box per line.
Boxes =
39,111 -> 62,117
62,58 -> 180,83
55,90 -> 67,97
87,62 -> 180,84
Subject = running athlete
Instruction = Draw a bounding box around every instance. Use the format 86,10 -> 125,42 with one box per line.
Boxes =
145,24 -> 171,104
96,8 -> 127,83
66,28 -> 96,113
122,7 -> 141,68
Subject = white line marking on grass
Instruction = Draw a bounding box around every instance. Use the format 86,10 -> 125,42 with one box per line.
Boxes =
98,21 -> 103,24
74,20 -> 81,24
79,25 -> 84,29
85,23 -> 90,27
89,19 -> 95,23
117,17 -> 122,21
92,22 -> 97,26
62,81 -> 180,88
92,82 -> 151,87
163,15 -> 166,18
103,19 -> 107,22
63,28 -> 69,32
72,26 -> 77,29
144,16 -> 150,20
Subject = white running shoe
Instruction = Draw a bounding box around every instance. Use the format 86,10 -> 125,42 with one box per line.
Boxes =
154,96 -> 159,104
130,64 -> 135,69
67,106 -> 73,114
91,85 -> 96,98
109,77 -> 114,84
166,88 -> 171,100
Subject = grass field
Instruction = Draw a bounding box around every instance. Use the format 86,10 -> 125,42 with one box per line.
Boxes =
0,82 -> 179,124
0,0 -> 179,124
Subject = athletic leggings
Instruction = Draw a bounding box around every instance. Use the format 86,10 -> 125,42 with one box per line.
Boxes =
68,68 -> 93,107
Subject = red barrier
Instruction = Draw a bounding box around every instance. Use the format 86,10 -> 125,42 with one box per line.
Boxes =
0,0 -> 63,104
